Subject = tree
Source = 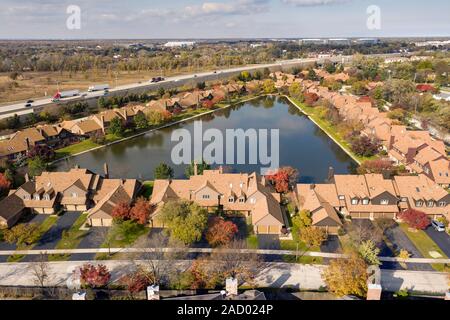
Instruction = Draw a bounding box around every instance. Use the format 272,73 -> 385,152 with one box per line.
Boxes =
120,267 -> 152,299
262,79 -> 276,94
134,112 -> 148,130
185,160 -> 210,178
357,159 -> 396,175
111,202 -> 131,221
292,210 -> 312,229
288,82 -> 303,100
398,209 -> 430,230
146,109 -> 172,125
299,227 -> 327,249
322,254 -> 368,297
160,200 -> 208,245
350,135 -> 380,157
0,172 -> 12,195
153,162 -> 174,179
350,81 -> 369,96
108,117 -> 125,136
79,263 -> 111,288
206,217 -> 238,247
31,253 -> 50,295
358,240 -> 381,265
307,68 -> 318,81
130,197 -> 152,225
266,166 -> 299,193
157,87 -> 166,98
28,144 -> 55,162
28,157 -> 47,177
3,223 -> 40,246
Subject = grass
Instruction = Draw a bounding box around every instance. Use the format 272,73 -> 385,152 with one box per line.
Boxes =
279,223 -> 323,264
141,181 -> 154,199
399,223 -> 449,272
7,215 -> 59,262
95,221 -> 149,260
246,234 -> 258,249
48,213 -> 89,261
55,139 -> 100,159
288,97 -> 376,164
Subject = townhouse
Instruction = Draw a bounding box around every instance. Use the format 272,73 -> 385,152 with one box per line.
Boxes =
150,167 -> 286,235
0,166 -> 141,228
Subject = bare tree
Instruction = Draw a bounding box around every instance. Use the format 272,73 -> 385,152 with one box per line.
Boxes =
31,253 -> 50,296
347,220 -> 383,247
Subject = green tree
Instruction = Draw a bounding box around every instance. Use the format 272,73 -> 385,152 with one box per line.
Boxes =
154,162 -> 174,179
262,79 -> 275,94
185,160 -> 210,178
134,113 -> 148,130
358,240 -> 381,265
292,209 -> 312,229
108,117 -> 125,136
288,82 -> 303,101
28,157 -> 47,177
160,200 -> 208,244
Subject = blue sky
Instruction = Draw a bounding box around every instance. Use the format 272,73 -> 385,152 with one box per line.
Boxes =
0,0 -> 449,39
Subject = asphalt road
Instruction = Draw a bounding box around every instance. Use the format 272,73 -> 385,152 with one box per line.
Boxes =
69,227 -> 108,261
425,226 -> 450,257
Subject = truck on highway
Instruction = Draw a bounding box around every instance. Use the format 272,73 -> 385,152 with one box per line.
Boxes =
88,84 -> 110,92
52,90 -> 80,101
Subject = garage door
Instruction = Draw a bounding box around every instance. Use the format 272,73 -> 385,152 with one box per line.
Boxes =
256,225 -> 268,234
66,205 -> 77,211
268,225 -> 280,234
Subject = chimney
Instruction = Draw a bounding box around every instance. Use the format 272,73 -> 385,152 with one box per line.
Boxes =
24,137 -> 30,151
225,277 -> 238,296
104,163 -> 109,179
24,173 -> 30,182
366,266 -> 382,301
100,115 -> 105,134
193,160 -> 198,176
327,167 -> 335,182
146,285 -> 160,300
388,135 -> 395,150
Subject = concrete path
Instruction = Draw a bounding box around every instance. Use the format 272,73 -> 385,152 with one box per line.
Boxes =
0,260 -> 447,294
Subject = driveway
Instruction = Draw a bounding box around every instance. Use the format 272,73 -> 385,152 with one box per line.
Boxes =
320,235 -> 341,253
22,212 -> 81,262
69,227 -> 108,261
425,226 -> 450,257
385,225 -> 433,271
258,234 -> 281,250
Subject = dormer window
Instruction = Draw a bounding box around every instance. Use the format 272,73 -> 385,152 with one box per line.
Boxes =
228,197 -> 234,203
71,192 -> 78,198
238,197 -> 245,203
202,194 -> 210,200
362,199 -> 369,205
34,194 -> 41,201
351,198 -> 358,205
338,195 -> 345,200
439,201 -> 446,207
427,201 -> 434,207
416,200 -> 423,207
44,194 -> 50,201
380,199 -> 389,205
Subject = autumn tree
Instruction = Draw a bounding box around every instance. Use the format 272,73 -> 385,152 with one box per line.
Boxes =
299,227 -> 327,250
322,254 -> 368,297
130,197 -> 152,225
358,240 -> 381,265
120,267 -> 152,299
206,217 -> 238,247
357,159 -> 396,175
350,135 -> 381,157
0,172 -> 12,195
111,202 -> 131,221
262,79 -> 276,94
292,210 -> 312,230
398,209 -> 430,230
266,166 -> 299,193
79,263 -> 111,288
3,223 -> 40,246
160,200 -> 208,245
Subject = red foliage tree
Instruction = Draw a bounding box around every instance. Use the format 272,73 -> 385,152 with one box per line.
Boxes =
266,166 -> 299,193
398,209 -> 430,230
130,197 -> 152,225
121,269 -> 151,295
111,202 -> 131,220
79,264 -> 111,288
206,217 -> 238,247
0,173 -> 12,193
304,92 -> 319,106
357,159 -> 395,174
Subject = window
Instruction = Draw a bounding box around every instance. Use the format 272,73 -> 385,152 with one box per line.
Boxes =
338,195 -> 345,200
34,195 -> 40,201
362,199 -> 369,205
228,197 -> 234,203
415,201 -> 423,207
351,198 -> 358,205
427,201 -> 434,207
439,201 -> 446,207
44,194 -> 50,201
380,199 -> 389,205
202,194 -> 210,200
71,192 -> 78,198
401,197 -> 408,202
239,198 -> 245,203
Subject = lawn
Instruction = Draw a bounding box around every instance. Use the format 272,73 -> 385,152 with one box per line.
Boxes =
55,139 -> 100,159
399,223 -> 449,272
246,234 -> 258,249
7,215 -> 59,262
288,97 -> 376,164
141,181 -> 154,199
95,221 -> 149,260
48,213 -> 89,261
279,224 -> 323,264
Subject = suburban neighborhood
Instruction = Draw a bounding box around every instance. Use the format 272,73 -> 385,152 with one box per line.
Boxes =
0,0 -> 448,311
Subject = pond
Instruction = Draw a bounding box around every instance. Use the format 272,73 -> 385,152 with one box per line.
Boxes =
54,96 -> 357,183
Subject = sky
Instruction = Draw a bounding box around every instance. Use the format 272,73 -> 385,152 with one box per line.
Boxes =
0,0 -> 449,39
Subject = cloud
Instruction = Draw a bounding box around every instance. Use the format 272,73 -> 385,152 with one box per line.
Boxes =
281,0 -> 352,6
184,0 -> 270,17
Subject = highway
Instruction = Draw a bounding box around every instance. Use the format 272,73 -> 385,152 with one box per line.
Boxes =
0,53 -> 400,120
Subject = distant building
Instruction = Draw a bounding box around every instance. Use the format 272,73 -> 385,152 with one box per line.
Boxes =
164,41 -> 196,48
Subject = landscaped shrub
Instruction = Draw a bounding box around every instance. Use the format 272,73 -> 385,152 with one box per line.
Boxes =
398,209 -> 430,230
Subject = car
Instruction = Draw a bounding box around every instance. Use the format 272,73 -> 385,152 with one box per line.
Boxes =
26,99 -> 34,103
431,220 -> 446,232
25,103 -> 32,107
194,75 -> 198,78
213,70 -> 217,74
